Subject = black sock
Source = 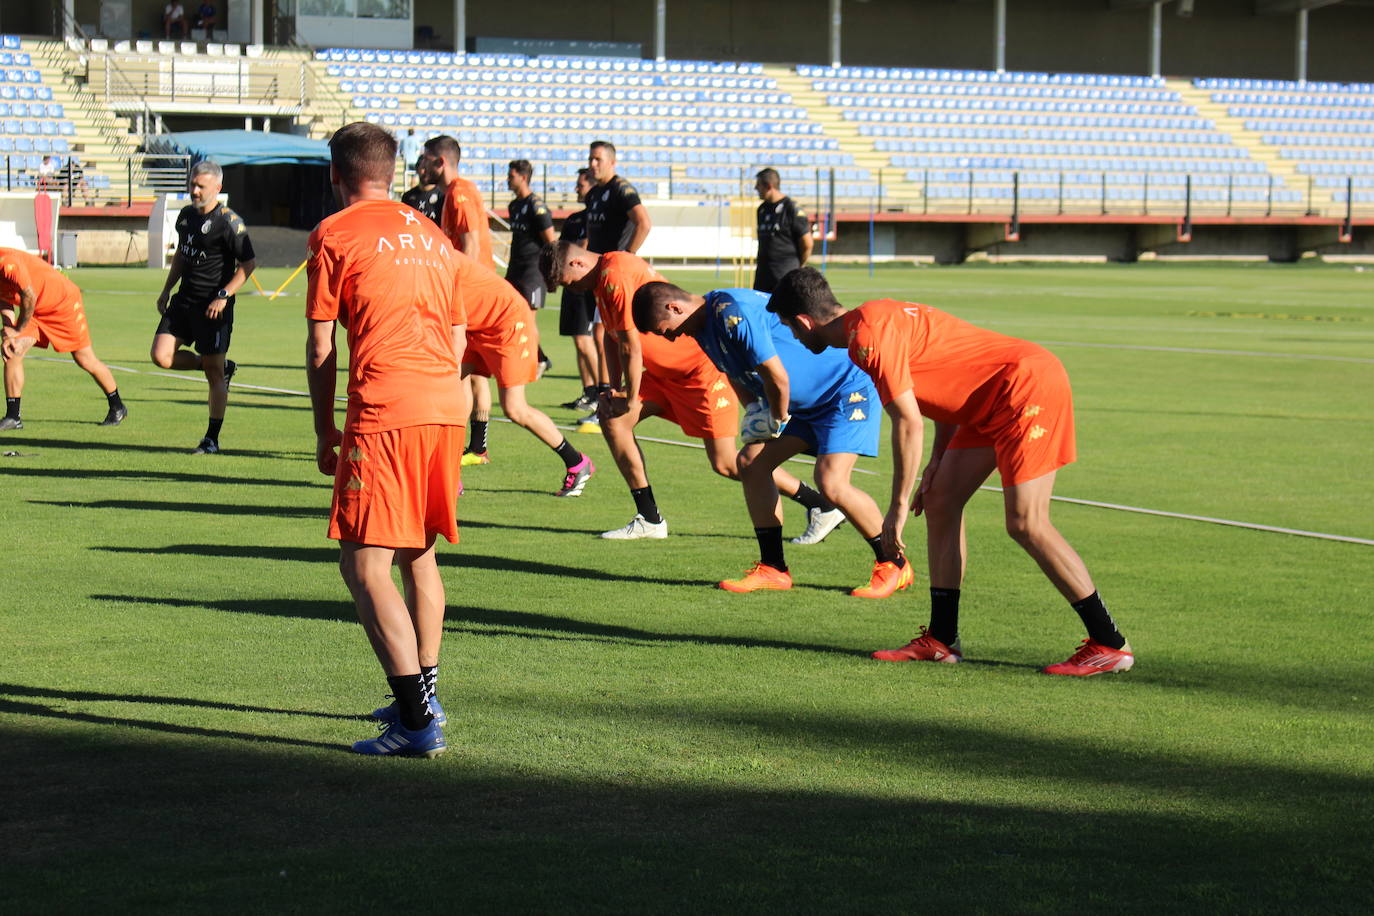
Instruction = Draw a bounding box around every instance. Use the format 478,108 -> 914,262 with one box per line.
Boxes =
538,346 -> 549,363
583,385 -> 597,399
420,664 -> 438,707
385,673 -> 433,730
205,417 -> 223,442
106,389 -> 123,409
553,437 -> 581,469
788,482 -> 834,513
469,419 -> 489,453
928,588 -> 960,646
865,534 -> 906,567
631,486 -> 662,524
4,397 -> 19,419
754,525 -> 787,572
1072,591 -> 1125,649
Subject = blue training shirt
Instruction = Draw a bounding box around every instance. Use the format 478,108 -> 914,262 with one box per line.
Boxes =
694,288 -> 871,415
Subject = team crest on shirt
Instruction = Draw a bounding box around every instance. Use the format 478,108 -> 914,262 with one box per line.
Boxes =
774,202 -> 785,215
848,408 -> 867,421
201,218 -> 213,234
847,391 -> 867,403
1027,425 -> 1047,441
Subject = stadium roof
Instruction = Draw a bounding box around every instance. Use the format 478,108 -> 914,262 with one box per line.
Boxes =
147,130 -> 330,167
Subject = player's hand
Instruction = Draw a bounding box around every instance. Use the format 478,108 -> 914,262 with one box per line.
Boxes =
316,428 -> 343,477
911,455 -> 941,518
881,505 -> 908,558
1,328 -> 18,360
156,292 -> 169,315
205,298 -> 227,319
601,393 -> 630,419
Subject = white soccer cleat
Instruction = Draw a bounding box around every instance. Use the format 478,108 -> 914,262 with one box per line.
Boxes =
791,507 -> 847,545
600,514 -> 668,540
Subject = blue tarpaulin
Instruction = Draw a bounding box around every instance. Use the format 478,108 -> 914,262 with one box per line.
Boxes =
146,130 -> 330,167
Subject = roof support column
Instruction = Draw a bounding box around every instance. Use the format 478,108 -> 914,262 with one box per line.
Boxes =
1295,7 -> 1309,84
454,0 -> 466,54
655,0 -> 666,61
829,0 -> 842,68
994,0 -> 1006,72
1150,1 -> 1163,78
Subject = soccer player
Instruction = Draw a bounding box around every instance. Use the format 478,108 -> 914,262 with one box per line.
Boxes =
0,247 -> 126,430
152,160 -> 255,455
306,121 -> 466,757
585,141 -> 652,256
454,248 -> 596,498
505,159 -> 556,376
633,282 -> 909,595
423,135 -> 498,465
768,268 -> 1134,677
753,168 -> 812,294
400,153 -> 443,226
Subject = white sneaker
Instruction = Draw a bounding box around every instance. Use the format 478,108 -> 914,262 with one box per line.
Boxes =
600,514 -> 668,540
791,507 -> 847,545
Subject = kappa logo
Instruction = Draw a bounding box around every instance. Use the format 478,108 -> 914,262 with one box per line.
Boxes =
714,300 -> 727,315
726,315 -> 742,328
711,379 -> 727,392
1024,404 -> 1042,418
847,391 -> 867,403
715,397 -> 731,409
349,447 -> 364,461
521,349 -> 530,358
346,477 -> 365,491
515,321 -> 526,330
519,334 -> 529,344
854,345 -> 873,363
1027,425 -> 1047,441
848,408 -> 867,421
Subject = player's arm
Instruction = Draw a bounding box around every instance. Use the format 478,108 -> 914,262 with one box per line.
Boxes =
616,325 -> 644,407
207,257 -> 256,319
882,389 -> 926,557
625,203 -> 652,254
539,226 -> 557,246
450,323 -> 467,365
1,285 -> 37,358
305,318 -> 342,476
754,355 -> 791,428
913,420 -> 957,517
797,228 -> 814,266
158,250 -> 186,313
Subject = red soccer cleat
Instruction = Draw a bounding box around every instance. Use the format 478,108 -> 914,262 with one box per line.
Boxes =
719,563 -> 793,593
1042,639 -> 1135,677
850,559 -> 914,599
871,626 -> 963,663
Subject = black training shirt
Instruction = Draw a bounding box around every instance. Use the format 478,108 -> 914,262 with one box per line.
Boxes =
402,184 -> 444,227
174,203 -> 255,304
507,192 -> 554,281
561,208 -> 588,243
756,196 -> 809,277
585,175 -> 642,253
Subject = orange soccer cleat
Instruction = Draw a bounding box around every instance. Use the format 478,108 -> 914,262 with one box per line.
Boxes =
719,562 -> 793,593
850,559 -> 914,599
1042,639 -> 1135,677
871,627 -> 963,663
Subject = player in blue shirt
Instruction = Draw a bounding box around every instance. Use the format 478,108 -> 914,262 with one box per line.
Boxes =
633,282 -> 913,598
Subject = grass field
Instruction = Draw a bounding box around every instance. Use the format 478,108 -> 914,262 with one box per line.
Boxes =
3,262 -> 1372,913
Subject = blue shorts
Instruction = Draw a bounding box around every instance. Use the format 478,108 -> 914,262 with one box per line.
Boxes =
783,379 -> 880,457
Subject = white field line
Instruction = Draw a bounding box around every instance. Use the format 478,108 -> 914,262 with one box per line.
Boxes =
29,357 -> 1374,547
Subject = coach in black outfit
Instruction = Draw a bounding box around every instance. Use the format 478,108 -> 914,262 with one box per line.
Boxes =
753,167 -> 813,294
152,159 -> 256,455
585,140 -> 652,255
400,154 -> 444,226
506,159 -> 557,372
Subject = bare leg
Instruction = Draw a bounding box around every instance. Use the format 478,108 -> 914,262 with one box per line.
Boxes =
3,347 -> 24,398
397,538 -> 444,668
601,396 -> 654,488
922,447 -> 997,589
202,352 -> 228,418
572,333 -> 596,389
70,346 -> 118,394
738,437 -> 806,527
813,451 -> 885,539
1003,470 -> 1096,602
339,541 -> 418,677
498,383 -> 564,450
150,333 -> 200,370
701,436 -> 742,480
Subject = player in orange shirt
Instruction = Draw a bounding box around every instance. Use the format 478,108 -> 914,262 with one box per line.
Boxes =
306,122 -> 468,757
0,247 -> 126,430
452,248 -> 596,497
768,268 -> 1133,677
423,134 -> 502,465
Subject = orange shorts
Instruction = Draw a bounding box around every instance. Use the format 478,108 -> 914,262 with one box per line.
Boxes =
329,423 -> 464,549
948,354 -> 1077,487
463,323 -> 537,388
2,299 -> 91,353
640,369 -> 738,440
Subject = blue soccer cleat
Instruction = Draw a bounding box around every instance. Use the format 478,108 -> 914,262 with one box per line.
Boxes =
372,695 -> 446,728
352,718 -> 446,758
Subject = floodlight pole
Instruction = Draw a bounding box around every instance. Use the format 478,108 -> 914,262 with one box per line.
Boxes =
994,0 -> 1007,73
1295,8 -> 1309,84
829,0 -> 842,68
1150,1 -> 1163,79
454,0 -> 467,54
655,0 -> 666,62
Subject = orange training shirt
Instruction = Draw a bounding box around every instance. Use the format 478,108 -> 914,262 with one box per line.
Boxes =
452,249 -> 527,333
0,247 -> 81,314
306,199 -> 468,434
595,251 -> 715,381
441,175 -> 493,268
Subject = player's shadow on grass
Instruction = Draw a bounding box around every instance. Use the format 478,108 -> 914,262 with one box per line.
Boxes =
459,517 -> 748,540
5,466 -> 321,489
7,436 -> 306,460
165,397 -> 312,413
0,682 -> 360,721
56,499 -> 322,519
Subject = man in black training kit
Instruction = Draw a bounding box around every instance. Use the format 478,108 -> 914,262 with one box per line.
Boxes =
401,153 -> 444,227
753,167 -> 812,294
152,159 -> 256,454
506,158 -> 557,375
559,168 -> 601,416
586,140 -> 652,257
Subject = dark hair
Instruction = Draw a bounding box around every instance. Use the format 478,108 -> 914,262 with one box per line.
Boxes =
538,240 -> 575,294
423,134 -> 461,167
329,121 -> 398,188
508,159 -> 533,181
755,167 -> 781,188
589,140 -> 617,159
766,267 -> 842,320
576,167 -> 593,182
631,281 -> 689,334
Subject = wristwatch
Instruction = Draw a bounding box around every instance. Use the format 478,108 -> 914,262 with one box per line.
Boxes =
216,287 -> 230,300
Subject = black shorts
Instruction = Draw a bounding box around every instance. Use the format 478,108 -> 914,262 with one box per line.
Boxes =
559,288 -> 597,337
509,275 -> 547,310
753,260 -> 801,295
156,292 -> 234,355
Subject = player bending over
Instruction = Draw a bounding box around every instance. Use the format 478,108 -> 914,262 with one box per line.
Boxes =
634,282 -> 912,597
1,247 -> 126,430
452,249 -> 595,497
306,121 -> 467,757
768,268 -> 1134,677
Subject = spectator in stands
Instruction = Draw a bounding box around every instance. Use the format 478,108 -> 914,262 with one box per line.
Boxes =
36,155 -> 57,191
164,1 -> 189,38
398,129 -> 423,171
195,2 -> 218,40
58,153 -> 92,204
753,168 -> 813,294
400,154 -> 443,227
585,141 -> 651,255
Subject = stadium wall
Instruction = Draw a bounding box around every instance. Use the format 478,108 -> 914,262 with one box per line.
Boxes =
407,0 -> 1374,83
